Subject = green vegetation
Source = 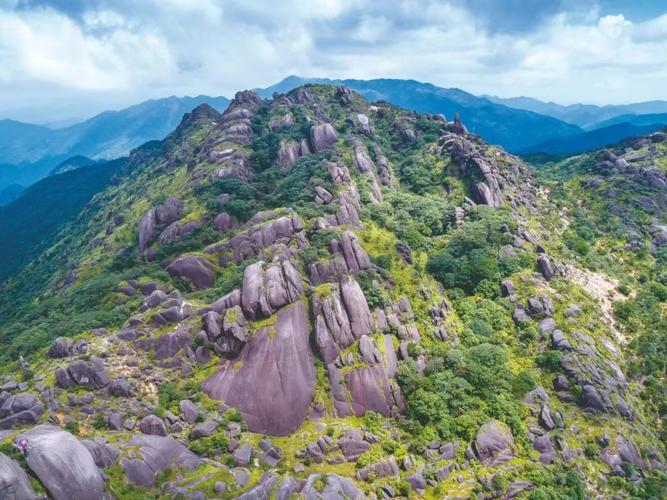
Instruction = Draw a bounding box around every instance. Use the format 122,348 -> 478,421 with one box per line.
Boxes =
0,85 -> 665,499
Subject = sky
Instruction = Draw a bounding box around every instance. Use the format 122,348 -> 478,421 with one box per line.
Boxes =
1,0 -> 667,123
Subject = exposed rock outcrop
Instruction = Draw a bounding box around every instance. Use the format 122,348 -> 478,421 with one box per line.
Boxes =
204,212 -> 306,266
0,452 -> 36,499
310,123 -> 338,151
311,276 -> 372,364
18,425 -> 105,500
471,420 -> 515,464
121,435 -> 202,488
166,255 -> 214,289
241,259 -> 304,320
203,301 -> 316,435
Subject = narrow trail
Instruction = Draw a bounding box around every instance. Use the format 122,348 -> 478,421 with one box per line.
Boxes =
562,263 -> 627,343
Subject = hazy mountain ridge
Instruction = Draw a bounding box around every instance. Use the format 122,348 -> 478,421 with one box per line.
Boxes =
485,94 -> 667,129
521,122 -> 667,155
0,95 -> 230,190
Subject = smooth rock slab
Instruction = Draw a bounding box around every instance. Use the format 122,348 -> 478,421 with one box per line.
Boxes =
122,435 -> 202,488
203,301 -> 316,436
0,452 -> 36,500
18,425 -> 104,500
166,255 -> 214,289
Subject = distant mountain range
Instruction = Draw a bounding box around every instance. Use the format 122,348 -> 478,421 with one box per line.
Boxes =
0,95 -> 229,190
0,183 -> 24,206
484,94 -> 667,130
262,77 -> 667,155
257,76 -> 583,152
521,121 -> 667,156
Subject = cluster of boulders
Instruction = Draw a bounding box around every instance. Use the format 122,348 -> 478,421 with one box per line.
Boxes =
506,276 -> 635,421
204,211 -> 306,267
0,392 -> 44,429
311,276 -> 406,419
523,388 -> 566,464
138,196 -> 185,252
436,125 -> 537,210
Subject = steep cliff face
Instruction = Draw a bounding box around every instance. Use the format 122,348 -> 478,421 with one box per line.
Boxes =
0,86 -> 664,498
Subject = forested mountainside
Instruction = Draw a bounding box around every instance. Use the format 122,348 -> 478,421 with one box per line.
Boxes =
0,85 -> 665,499
0,159 -> 125,283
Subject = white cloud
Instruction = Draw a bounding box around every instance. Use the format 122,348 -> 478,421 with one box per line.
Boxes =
0,0 -> 667,121
0,7 -> 174,90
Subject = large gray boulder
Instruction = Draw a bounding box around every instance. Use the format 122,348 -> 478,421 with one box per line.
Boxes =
537,255 -> 555,280
340,230 -> 371,272
139,208 -> 156,252
158,220 -> 201,245
241,260 -> 303,320
328,336 -> 404,418
18,425 -> 104,500
473,420 -> 515,463
0,452 -> 37,499
0,392 -> 44,429
277,141 -> 302,171
139,414 -> 166,436
155,197 -> 183,226
311,276 -> 372,365
310,123 -> 338,152
121,435 -> 202,488
340,275 -> 372,340
301,473 -> 363,499
166,255 -> 214,289
203,301 -> 316,435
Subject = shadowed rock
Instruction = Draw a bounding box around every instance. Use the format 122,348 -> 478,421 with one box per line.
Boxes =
81,437 -> 119,468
